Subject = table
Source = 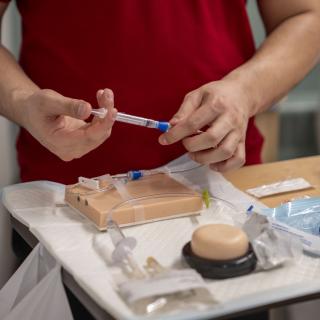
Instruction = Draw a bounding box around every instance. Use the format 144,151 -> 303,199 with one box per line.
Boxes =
11,156 -> 320,320
224,156 -> 320,207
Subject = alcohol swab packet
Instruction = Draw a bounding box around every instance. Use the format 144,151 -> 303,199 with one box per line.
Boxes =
246,178 -> 312,198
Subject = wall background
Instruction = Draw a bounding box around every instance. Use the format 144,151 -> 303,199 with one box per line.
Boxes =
247,1 -> 320,99
0,1 -> 20,288
247,0 -> 320,159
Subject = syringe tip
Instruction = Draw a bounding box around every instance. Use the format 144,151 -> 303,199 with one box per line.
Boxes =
91,108 -> 108,119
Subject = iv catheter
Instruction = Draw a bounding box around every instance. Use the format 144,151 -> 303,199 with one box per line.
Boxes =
91,108 -> 171,133
112,168 -> 169,181
78,163 -> 204,192
112,163 -> 204,181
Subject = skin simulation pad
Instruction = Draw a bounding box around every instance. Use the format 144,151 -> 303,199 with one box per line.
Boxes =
183,224 -> 257,279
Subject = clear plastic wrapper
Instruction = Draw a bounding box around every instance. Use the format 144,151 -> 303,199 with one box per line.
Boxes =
262,197 -> 320,236
243,213 -> 302,270
118,264 -> 216,315
95,217 -> 216,316
260,197 -> 320,255
0,244 -> 73,320
94,217 -> 217,315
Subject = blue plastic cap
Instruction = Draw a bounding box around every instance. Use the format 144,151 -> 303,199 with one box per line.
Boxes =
129,170 -> 143,180
157,122 -> 171,132
246,205 -> 254,215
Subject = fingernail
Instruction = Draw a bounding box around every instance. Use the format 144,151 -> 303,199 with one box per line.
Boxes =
159,136 -> 168,145
112,109 -> 117,121
97,89 -> 104,97
78,103 -> 88,118
172,115 -> 180,121
104,89 -> 114,100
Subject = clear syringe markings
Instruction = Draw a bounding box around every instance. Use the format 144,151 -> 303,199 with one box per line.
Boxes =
91,108 -> 171,132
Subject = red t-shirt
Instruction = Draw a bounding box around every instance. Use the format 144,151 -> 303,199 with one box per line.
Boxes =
3,0 -> 263,184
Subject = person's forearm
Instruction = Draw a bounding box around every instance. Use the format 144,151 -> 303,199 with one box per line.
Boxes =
0,45 -> 39,126
224,10 -> 320,116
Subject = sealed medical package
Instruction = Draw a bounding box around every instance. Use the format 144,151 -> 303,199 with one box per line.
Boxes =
117,258 -> 216,315
243,213 -> 302,269
261,197 -> 320,255
246,178 -> 312,198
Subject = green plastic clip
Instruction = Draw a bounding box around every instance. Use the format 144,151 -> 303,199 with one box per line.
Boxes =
202,189 -> 211,208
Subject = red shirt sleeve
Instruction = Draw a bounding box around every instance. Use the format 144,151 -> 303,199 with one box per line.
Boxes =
0,0 -> 11,3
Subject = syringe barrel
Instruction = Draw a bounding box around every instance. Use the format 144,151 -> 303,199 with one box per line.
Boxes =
91,109 -> 170,132
116,112 -> 158,128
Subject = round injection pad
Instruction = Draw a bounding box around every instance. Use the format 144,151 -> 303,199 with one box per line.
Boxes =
191,224 -> 249,260
182,242 -> 257,279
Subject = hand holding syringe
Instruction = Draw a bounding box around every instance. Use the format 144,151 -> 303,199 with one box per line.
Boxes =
91,108 -> 171,133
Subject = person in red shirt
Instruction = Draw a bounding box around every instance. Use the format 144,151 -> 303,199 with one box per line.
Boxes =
0,1 -> 319,184
0,2 -> 319,319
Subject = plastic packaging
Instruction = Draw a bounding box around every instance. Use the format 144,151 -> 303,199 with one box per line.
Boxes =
95,218 -> 216,316
118,261 -> 216,315
261,197 -> 320,255
246,178 -> 312,198
243,213 -> 302,269
262,197 -> 320,236
0,244 -> 73,320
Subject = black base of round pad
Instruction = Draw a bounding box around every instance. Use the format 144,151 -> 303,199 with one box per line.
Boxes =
182,242 -> 257,279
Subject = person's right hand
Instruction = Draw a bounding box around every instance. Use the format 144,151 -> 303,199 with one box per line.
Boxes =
17,88 -> 117,161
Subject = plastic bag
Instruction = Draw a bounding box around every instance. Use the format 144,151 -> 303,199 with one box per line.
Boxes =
0,244 -> 73,320
243,213 -> 302,270
259,197 -> 320,255
118,267 -> 216,315
262,197 -> 320,236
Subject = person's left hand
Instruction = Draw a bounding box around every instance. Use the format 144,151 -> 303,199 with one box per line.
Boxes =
159,80 -> 253,172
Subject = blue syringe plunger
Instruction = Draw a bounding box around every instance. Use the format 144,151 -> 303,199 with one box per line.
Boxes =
157,121 -> 171,132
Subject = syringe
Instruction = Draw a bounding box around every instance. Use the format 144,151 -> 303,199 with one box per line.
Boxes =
91,108 -> 170,132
